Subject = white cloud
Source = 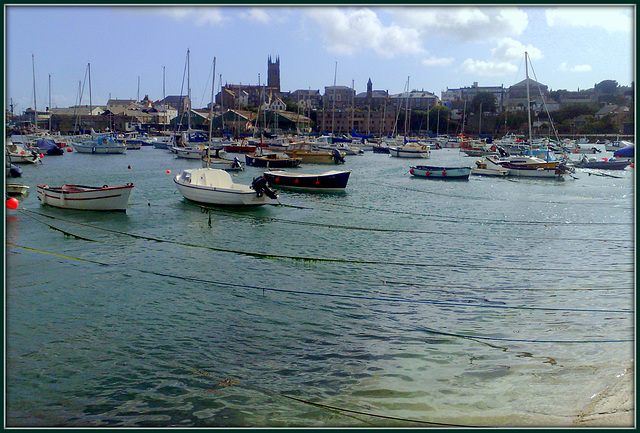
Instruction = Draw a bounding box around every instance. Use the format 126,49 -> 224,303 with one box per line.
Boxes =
546,7 -> 632,32
460,58 -> 517,76
491,38 -> 542,62
239,8 -> 271,24
390,7 -> 528,40
306,7 -> 425,57
558,62 -> 593,73
151,7 -> 225,26
421,56 -> 455,67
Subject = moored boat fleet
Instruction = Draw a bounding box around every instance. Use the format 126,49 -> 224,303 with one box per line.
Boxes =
5,127 -> 634,212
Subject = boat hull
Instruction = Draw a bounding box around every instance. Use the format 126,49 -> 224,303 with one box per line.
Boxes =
173,146 -> 206,159
72,143 -> 126,154
485,156 -> 565,178
410,166 -> 471,179
6,184 -> 29,196
36,184 -> 134,211
263,170 -> 350,191
573,159 -> 632,170
201,157 -> 246,171
245,153 -> 302,168
389,146 -> 430,158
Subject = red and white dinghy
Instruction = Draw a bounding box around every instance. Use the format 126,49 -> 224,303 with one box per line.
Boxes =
36,183 -> 134,211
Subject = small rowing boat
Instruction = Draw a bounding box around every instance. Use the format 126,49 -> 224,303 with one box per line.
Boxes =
409,165 -> 471,180
36,183 -> 134,211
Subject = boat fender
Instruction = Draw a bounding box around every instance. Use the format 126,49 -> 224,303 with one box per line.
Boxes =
426,171 -> 431,176
442,170 -> 447,176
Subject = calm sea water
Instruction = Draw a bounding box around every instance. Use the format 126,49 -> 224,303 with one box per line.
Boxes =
5,144 -> 635,427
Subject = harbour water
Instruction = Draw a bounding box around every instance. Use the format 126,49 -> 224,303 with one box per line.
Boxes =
5,145 -> 635,427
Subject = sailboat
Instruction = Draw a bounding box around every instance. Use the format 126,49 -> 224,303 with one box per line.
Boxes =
171,49 -> 210,159
200,57 -> 245,171
473,52 -> 573,179
388,77 -> 431,158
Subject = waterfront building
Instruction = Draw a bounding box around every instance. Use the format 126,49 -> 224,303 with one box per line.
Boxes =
389,90 -> 439,111
442,82 -> 506,111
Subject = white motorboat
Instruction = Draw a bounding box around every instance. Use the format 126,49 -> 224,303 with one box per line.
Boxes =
174,168 -> 277,206
389,142 -> 431,158
6,142 -> 42,164
72,136 -> 126,154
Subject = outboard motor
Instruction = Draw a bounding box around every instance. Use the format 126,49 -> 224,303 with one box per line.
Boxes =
332,148 -> 346,164
251,176 -> 278,199
233,156 -> 243,169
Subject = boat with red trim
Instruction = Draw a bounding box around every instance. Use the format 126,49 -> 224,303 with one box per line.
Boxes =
36,183 -> 134,211
263,169 -> 350,191
409,165 -> 471,180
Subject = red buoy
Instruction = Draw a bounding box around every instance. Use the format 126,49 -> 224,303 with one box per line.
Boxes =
409,169 -> 414,174
66,147 -> 73,152
425,171 -> 431,176
6,197 -> 19,209
315,180 -> 320,185
166,170 -> 171,173
442,170 -> 447,176
275,177 -> 280,182
294,179 -> 299,183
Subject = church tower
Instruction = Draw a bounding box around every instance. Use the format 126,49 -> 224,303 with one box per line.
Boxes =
267,56 -> 281,94
366,78 -> 373,106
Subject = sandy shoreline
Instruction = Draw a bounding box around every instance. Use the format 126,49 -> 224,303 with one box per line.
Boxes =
571,366 -> 635,427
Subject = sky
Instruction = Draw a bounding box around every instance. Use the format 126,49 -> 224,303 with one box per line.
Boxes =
5,4 -> 635,113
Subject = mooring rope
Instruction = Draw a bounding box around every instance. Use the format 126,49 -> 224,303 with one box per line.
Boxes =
6,242 -> 633,317
191,205 -> 633,244
16,209 -> 635,273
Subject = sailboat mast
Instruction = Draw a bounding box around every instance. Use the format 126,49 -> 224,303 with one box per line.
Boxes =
32,54 -> 37,130
525,51 -> 532,144
187,49 -> 191,131
404,76 -> 410,137
48,73 -> 52,132
332,61 -> 337,136
88,63 -> 92,117
208,57 -> 216,141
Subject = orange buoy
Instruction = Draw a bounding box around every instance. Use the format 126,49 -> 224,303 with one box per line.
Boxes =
66,147 -> 73,152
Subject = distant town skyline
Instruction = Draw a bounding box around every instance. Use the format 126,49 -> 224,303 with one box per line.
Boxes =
6,5 -> 634,113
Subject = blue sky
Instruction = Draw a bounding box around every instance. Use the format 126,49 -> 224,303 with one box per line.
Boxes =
5,5 -> 635,112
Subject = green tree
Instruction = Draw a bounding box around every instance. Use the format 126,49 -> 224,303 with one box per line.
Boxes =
470,92 -> 496,113
594,80 -> 619,94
